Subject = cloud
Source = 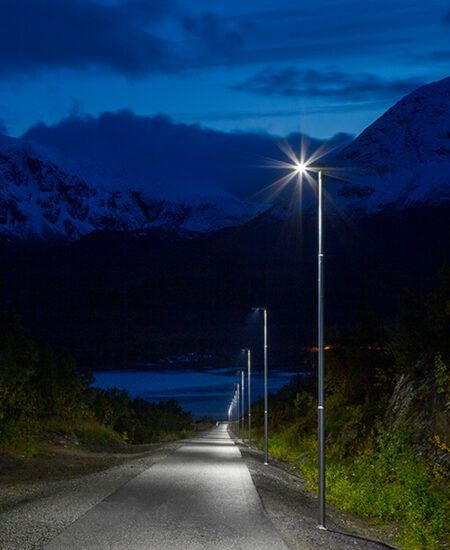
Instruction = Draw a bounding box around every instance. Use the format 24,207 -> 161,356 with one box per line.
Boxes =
21,110 -> 352,200
182,12 -> 244,57
0,1 -> 443,80
0,0 -> 248,78
413,50 -> 450,63
0,119 -> 7,134
233,68 -> 426,102
444,10 -> 450,24
0,0 -> 178,77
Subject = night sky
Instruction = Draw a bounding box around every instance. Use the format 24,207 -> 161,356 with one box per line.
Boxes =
1,0 -> 449,142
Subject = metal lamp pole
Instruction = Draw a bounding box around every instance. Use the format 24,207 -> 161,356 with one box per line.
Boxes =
237,383 -> 240,437
317,168 -> 326,530
295,162 -> 326,529
242,348 -> 252,446
241,370 -> 245,440
253,307 -> 268,464
232,392 -> 236,428
263,308 -> 268,465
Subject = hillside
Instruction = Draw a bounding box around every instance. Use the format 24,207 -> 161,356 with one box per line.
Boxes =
0,135 -> 268,239
335,77 -> 450,212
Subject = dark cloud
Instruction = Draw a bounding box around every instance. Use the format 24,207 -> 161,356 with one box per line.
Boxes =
0,0 -> 178,77
22,110 -> 352,200
182,12 -> 244,57
0,119 -> 7,134
0,0 -> 443,80
0,1 -> 247,77
413,50 -> 450,63
233,68 -> 426,102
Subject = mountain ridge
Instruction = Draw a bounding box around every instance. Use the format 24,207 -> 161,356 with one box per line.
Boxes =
334,77 -> 450,211
0,134 -> 269,239
1,77 -> 449,240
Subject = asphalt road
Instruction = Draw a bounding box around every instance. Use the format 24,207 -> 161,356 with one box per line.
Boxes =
44,424 -> 288,549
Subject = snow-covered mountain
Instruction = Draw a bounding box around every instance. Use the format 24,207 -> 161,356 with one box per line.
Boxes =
0,135 -> 268,239
1,78 -> 449,240
334,77 -> 450,212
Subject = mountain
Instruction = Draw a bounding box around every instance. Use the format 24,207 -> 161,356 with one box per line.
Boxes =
334,77 -> 450,212
1,79 -> 450,366
1,78 -> 449,241
0,135 -> 268,239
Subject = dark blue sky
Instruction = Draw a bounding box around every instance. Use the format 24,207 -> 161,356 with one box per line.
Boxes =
0,0 -> 449,139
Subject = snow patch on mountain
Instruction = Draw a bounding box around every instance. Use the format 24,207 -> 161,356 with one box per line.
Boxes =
0,135 -> 269,239
335,77 -> 450,212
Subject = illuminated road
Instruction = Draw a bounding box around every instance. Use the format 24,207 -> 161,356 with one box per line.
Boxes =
44,424 -> 288,549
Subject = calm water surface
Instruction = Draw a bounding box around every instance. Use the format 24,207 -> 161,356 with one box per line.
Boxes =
92,367 -> 299,419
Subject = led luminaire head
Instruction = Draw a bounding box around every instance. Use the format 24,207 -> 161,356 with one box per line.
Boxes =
295,162 -> 307,174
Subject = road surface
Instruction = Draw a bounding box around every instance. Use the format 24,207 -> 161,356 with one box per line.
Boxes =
44,424 -> 288,549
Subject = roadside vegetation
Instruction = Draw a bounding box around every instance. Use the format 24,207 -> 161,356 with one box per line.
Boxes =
250,264 -> 449,550
0,315 -> 193,457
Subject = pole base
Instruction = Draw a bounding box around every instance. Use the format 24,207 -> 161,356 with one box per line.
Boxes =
264,462 -> 269,466
317,525 -> 327,531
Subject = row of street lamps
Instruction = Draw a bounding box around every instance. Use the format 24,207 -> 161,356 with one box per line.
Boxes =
226,163 -> 326,530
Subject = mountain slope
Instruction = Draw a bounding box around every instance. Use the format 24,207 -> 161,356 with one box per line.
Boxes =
335,77 -> 450,212
0,135 -> 268,239
1,78 -> 450,239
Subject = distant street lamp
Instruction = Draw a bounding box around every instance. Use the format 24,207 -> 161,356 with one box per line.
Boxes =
242,348 -> 252,446
241,370 -> 245,440
234,390 -> 238,428
236,382 -> 240,437
252,307 -> 269,465
294,162 -> 327,530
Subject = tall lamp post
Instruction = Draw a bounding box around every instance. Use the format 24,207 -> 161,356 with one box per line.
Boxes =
236,383 -> 240,437
233,389 -> 237,431
252,307 -> 268,465
242,348 -> 252,446
295,162 -> 326,530
241,370 -> 245,440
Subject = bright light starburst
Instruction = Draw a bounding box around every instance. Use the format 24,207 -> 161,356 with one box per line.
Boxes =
249,136 -> 350,207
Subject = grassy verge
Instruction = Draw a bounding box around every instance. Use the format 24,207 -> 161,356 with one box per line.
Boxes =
256,424 -> 448,550
0,418 -> 195,457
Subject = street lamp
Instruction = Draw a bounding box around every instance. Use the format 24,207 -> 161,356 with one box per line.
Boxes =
295,162 -> 326,530
242,348 -> 252,446
230,388 -> 237,429
232,388 -> 236,432
236,382 -> 240,438
252,307 -> 269,465
241,370 -> 245,440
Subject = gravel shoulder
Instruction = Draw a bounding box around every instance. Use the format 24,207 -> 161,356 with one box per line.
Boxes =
1,430 -> 403,550
0,439 -> 185,550
238,442 -> 402,550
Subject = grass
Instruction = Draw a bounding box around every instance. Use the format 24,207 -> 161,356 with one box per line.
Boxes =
157,429 -> 194,442
0,417 -> 197,458
39,417 -> 123,446
254,425 -> 448,550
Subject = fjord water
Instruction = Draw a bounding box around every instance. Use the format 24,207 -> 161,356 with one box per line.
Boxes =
92,367 -> 298,419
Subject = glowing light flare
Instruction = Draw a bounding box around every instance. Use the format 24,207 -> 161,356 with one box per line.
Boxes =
249,134 -> 353,221
293,162 -> 306,174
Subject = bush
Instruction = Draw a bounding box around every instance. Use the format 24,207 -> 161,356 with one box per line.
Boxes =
0,314 -> 194,452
